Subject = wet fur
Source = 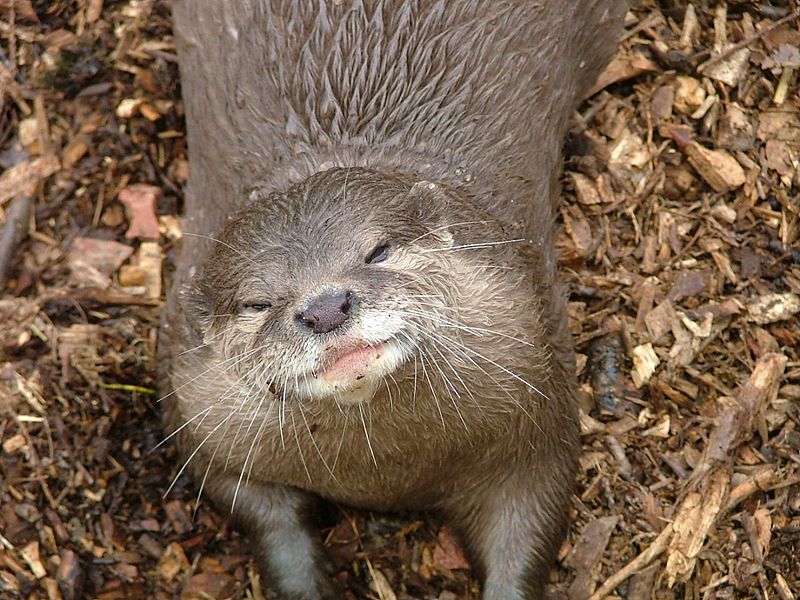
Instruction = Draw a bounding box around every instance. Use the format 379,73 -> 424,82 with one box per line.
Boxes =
162,1 -> 626,598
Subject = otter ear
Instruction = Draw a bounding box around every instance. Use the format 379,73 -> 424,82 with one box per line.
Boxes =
409,180 -> 450,225
178,277 -> 212,339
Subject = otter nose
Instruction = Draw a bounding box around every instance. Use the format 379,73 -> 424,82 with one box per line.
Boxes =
295,290 -> 356,334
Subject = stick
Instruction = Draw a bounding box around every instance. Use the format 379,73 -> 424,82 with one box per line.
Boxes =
588,524 -> 674,600
0,194 -> 33,288
697,12 -> 800,72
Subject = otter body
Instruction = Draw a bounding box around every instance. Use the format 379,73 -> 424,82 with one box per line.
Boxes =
163,2 -> 625,598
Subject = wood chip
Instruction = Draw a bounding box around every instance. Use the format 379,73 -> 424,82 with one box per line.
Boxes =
0,155 -> 60,204
704,48 -> 750,86
747,292 -> 800,324
673,76 -> 706,114
665,470 -> 729,585
68,237 -> 134,289
157,542 -> 189,582
119,184 -> 162,240
586,52 -> 659,98
566,516 -> 620,598
631,343 -> 660,388
119,241 -> 163,298
367,563 -> 397,600
56,549 -> 83,600
432,527 -> 470,571
685,142 -> 746,192
20,540 -> 47,579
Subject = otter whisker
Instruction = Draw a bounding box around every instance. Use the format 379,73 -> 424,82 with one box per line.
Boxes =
383,378 -> 395,411
416,327 -> 546,434
191,362 -> 264,435
158,348 -> 268,449
330,415 -> 348,473
420,238 -> 525,253
409,220 -> 489,244
400,307 -> 542,352
298,402 -> 340,484
235,398 -> 278,509
419,331 -> 491,422
416,349 -> 446,431
159,340 -> 268,404
225,367 -> 278,470
424,343 -> 469,431
195,399 -> 247,516
428,339 -> 479,405
290,409 -> 313,483
165,406 -> 240,497
278,388 -> 288,449
403,320 -> 525,412
387,372 -> 403,405
226,391 -> 262,472
157,404 -> 214,449
471,264 -> 514,270
182,232 -> 259,266
243,400 -> 276,490
178,326 -> 229,356
357,402 -> 378,467
403,323 -> 483,418
412,350 -> 418,408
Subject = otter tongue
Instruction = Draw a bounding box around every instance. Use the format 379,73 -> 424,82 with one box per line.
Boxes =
321,345 -> 382,382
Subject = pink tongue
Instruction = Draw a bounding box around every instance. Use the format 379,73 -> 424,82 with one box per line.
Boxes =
322,345 -> 382,381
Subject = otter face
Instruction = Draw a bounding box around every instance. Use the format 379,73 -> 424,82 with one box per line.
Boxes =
181,167 -> 511,407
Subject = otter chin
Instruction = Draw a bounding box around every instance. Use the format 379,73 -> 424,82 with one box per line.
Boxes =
163,1 -> 626,598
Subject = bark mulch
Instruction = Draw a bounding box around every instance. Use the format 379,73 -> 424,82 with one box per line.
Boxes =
1,1 -> 798,599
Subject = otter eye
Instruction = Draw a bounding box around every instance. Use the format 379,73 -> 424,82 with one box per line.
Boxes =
365,244 -> 389,264
241,301 -> 272,312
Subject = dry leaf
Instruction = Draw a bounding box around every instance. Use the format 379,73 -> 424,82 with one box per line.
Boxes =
181,572 -> 236,600
751,508 -> 772,558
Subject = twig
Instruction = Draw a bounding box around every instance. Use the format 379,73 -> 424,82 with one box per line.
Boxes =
0,194 -> 33,288
697,12 -> 800,72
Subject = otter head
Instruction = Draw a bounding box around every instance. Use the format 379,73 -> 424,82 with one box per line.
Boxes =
181,167 -> 527,407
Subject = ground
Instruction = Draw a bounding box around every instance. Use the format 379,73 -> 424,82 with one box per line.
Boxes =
0,1 -> 799,599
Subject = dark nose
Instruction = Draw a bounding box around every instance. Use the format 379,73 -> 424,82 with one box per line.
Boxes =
295,290 -> 356,334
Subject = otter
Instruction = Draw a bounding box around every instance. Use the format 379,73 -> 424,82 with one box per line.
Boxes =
161,1 -> 626,598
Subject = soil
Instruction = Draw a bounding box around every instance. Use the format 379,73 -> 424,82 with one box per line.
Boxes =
1,1 -> 798,599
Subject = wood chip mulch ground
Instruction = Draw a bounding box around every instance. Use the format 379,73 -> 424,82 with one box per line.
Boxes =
1,1 -> 799,599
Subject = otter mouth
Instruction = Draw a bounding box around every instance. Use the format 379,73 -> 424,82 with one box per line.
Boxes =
319,342 -> 387,382
306,338 -> 408,404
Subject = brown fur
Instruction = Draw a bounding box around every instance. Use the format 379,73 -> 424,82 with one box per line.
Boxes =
161,1 -> 625,598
